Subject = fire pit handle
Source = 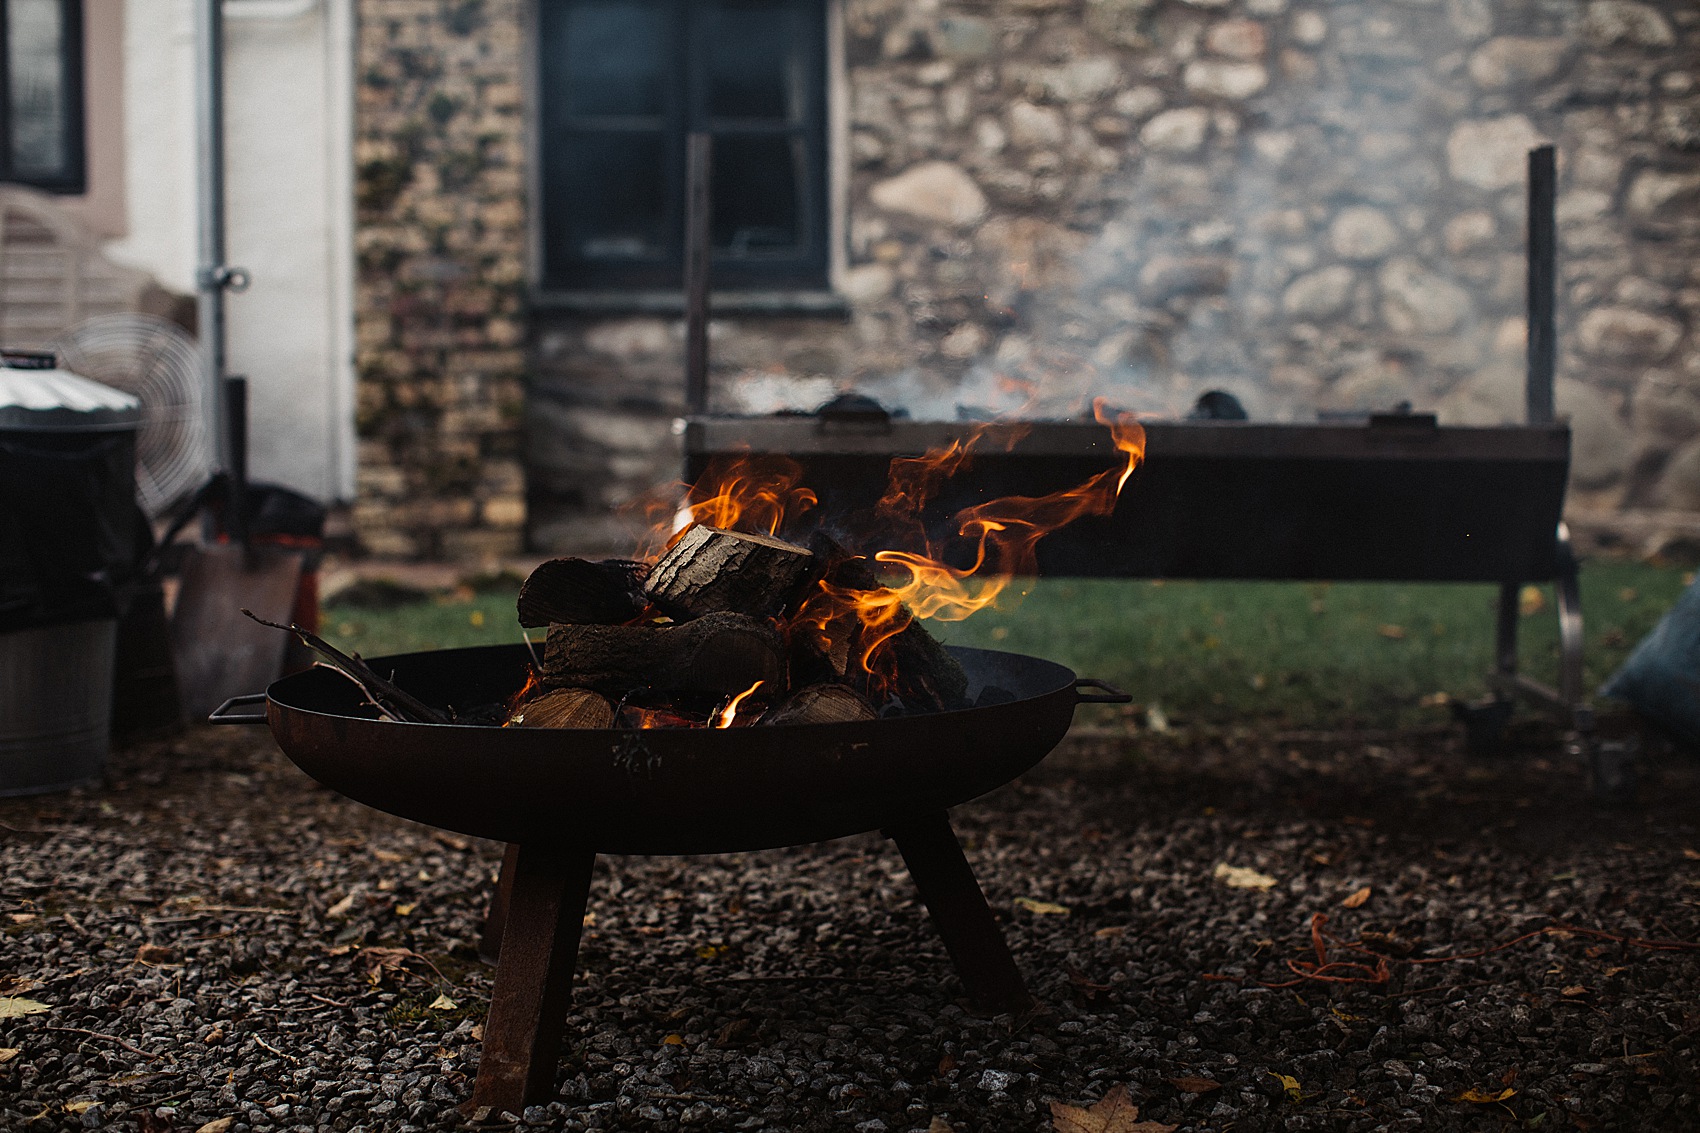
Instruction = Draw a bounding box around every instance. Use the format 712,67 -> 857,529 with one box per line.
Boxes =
1073,678 -> 1132,704
208,692 -> 269,725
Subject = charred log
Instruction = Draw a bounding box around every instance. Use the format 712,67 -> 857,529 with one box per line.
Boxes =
644,526 -> 815,620
517,558 -> 650,628
880,619 -> 970,713
542,611 -> 785,698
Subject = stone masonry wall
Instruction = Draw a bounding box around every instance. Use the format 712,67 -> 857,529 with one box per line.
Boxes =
353,0 -> 529,561
353,0 -> 1700,559
527,0 -> 1700,556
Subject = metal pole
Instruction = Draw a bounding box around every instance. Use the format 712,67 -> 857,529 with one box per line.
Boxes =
1526,144 -> 1556,426
683,133 -> 712,416
195,0 -> 229,474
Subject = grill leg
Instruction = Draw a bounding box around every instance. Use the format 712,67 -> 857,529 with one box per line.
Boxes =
885,811 -> 1034,1015
479,843 -> 521,965
470,843 -> 595,1116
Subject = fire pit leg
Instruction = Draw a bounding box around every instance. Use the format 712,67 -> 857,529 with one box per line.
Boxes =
469,843 -> 596,1116
478,843 -> 521,965
885,811 -> 1034,1015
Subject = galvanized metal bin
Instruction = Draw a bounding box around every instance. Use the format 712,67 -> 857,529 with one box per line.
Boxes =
0,618 -> 120,795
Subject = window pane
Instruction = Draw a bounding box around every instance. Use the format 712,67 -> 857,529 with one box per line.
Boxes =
7,0 -> 66,176
703,0 -> 804,122
711,134 -> 802,257
549,131 -> 668,260
556,0 -> 669,118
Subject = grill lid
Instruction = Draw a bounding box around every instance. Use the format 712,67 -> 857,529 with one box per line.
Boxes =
0,350 -> 143,432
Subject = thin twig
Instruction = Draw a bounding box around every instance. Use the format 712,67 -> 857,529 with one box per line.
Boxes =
240,610 -> 450,724
41,1027 -> 161,1062
253,1035 -> 298,1063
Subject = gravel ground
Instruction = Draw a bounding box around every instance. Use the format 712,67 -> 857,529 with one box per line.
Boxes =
3,719 -> 1699,1133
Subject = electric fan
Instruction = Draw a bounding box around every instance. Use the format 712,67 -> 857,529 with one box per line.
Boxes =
48,313 -> 214,519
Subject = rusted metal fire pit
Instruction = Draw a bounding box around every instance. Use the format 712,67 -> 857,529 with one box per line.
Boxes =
216,641 -> 1127,1114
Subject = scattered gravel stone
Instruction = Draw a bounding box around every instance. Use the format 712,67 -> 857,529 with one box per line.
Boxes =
2,723 -> 1698,1130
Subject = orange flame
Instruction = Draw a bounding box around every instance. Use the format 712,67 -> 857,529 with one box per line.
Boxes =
501,667 -> 544,726
795,401 -> 1146,699
715,680 -> 765,728
665,453 -> 817,552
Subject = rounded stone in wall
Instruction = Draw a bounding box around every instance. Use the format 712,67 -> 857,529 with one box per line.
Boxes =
1205,19 -> 1267,60
1182,61 -> 1269,100
1281,265 -> 1355,320
1445,115 -> 1545,191
1466,37 -> 1569,90
1581,1 -> 1675,48
1653,437 -> 1700,510
1626,171 -> 1700,222
1329,206 -> 1399,261
1632,372 -> 1700,448
1379,258 -> 1472,335
1140,107 -> 1210,153
868,161 -> 988,227
1577,307 -> 1685,364
1444,210 -> 1497,256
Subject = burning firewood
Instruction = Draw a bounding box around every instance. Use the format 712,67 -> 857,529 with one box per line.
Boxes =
643,525 -> 815,620
516,558 -> 649,628
542,611 -> 785,698
508,687 -> 614,729
761,683 -> 877,726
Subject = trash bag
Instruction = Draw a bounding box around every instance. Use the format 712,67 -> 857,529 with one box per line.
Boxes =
0,429 -> 146,633
1599,572 -> 1700,750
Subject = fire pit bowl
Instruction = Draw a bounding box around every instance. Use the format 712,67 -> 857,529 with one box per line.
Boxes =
215,642 -> 1127,1114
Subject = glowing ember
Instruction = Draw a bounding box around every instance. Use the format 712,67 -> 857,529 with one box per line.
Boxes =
715,680 -> 765,728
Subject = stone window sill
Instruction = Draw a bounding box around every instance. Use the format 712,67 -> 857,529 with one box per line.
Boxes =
530,289 -> 850,318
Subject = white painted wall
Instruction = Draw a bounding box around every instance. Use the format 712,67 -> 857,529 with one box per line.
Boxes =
105,0 -> 356,503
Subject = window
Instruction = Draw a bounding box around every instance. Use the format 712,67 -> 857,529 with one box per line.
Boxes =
0,0 -> 82,192
538,0 -> 828,291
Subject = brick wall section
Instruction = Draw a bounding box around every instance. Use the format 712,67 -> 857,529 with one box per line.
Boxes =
353,0 -> 528,561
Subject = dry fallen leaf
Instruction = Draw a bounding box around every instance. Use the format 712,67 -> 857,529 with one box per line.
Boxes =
1050,1084 -> 1177,1133
1269,1072 -> 1302,1103
326,893 -> 356,919
65,1101 -> 98,1114
196,1118 -> 236,1133
1015,897 -> 1071,916
1683,849 -> 1700,861
1561,985 -> 1588,997
0,998 -> 50,1019
0,1048 -> 19,1063
373,849 -> 405,864
1214,863 -> 1277,890
1519,585 -> 1546,616
927,1120 -> 955,1133
1453,1086 -> 1517,1104
394,903 -> 416,917
136,943 -> 176,964
1377,623 -> 1406,639
427,995 -> 457,1011
662,1033 -> 685,1046
9,912 -> 37,924
1341,886 -> 1372,909
1167,1076 -> 1222,1094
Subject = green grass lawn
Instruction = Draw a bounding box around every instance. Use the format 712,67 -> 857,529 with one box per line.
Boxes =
321,559 -> 1693,729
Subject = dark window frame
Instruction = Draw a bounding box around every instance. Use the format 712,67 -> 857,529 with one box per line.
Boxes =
537,0 -> 829,292
0,0 -> 85,194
